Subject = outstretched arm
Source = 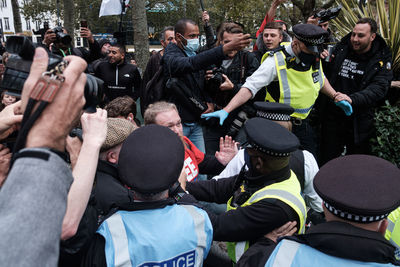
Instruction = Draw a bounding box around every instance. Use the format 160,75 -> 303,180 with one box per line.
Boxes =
61,109 -> 107,240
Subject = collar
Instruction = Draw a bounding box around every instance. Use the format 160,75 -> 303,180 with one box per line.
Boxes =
286,221 -> 398,264
117,198 -> 176,211
97,160 -> 119,179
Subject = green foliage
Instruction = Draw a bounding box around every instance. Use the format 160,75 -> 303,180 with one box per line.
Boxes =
21,0 -> 58,22
332,0 -> 400,76
371,102 -> 400,167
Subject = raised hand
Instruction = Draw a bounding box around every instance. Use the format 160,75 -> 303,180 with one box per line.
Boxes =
215,135 -> 239,166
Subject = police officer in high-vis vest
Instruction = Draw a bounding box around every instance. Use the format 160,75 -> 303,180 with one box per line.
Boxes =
236,155 -> 400,267
82,125 -> 213,267
184,118 -> 307,264
202,23 -> 353,156
386,206 -> 400,260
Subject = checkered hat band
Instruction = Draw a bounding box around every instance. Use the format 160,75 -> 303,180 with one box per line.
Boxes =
324,202 -> 388,223
256,111 -> 291,121
294,33 -> 325,45
248,140 -> 290,157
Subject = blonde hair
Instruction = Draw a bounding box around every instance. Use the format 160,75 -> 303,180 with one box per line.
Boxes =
144,101 -> 178,125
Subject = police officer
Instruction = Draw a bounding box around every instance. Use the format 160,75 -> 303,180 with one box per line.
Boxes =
213,102 -> 323,222
82,125 -> 213,266
237,155 -> 400,266
183,118 -> 307,264
386,206 -> 400,260
202,23 -> 353,156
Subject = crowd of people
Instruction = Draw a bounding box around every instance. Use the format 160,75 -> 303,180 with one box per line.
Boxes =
0,0 -> 399,266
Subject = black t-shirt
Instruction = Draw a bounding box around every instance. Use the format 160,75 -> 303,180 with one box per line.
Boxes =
335,50 -> 370,96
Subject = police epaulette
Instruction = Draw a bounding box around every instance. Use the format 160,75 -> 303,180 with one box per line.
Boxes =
267,45 -> 286,57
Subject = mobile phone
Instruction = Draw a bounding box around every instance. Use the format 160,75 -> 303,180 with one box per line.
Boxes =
80,20 -> 88,28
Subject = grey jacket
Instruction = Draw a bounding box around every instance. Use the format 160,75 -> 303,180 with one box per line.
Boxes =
0,148 -> 73,267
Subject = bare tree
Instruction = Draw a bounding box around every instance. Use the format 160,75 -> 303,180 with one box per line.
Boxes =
132,0 -> 149,72
63,0 -> 75,43
11,0 -> 22,33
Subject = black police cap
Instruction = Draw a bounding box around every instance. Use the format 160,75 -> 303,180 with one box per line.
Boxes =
292,24 -> 328,47
254,102 -> 294,121
244,118 -> 299,157
314,155 -> 400,223
118,125 -> 185,194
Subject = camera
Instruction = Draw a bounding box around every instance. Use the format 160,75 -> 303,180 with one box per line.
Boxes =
52,26 -> 72,45
314,5 -> 342,24
0,36 -> 103,112
206,67 -> 224,95
226,104 -> 256,137
210,68 -> 224,86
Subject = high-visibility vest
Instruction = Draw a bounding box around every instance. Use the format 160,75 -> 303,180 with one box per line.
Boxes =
226,171 -> 307,263
385,206 -> 400,260
261,49 -> 324,119
97,204 -> 213,267
265,239 -> 396,266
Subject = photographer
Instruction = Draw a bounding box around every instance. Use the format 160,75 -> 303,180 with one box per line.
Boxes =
42,26 -> 101,64
0,47 -> 88,266
307,7 -> 340,44
204,22 -> 259,154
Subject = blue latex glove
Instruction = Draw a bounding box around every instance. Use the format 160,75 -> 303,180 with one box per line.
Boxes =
201,110 -> 229,125
335,101 -> 353,116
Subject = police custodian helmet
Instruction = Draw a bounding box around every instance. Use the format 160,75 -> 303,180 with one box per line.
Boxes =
314,155 -> 400,223
118,125 -> 185,194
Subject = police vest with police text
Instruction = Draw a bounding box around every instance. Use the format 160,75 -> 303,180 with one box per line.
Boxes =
265,239 -> 397,267
261,49 -> 324,119
97,204 -> 213,267
226,171 -> 307,263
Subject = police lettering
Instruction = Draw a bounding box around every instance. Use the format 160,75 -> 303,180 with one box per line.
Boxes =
138,250 -> 196,267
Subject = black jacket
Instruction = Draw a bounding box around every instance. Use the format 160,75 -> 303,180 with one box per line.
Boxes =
207,50 -> 259,108
236,221 -> 400,266
186,166 -> 300,243
162,43 -> 226,123
95,61 -> 141,102
58,161 -> 132,267
323,33 -> 393,144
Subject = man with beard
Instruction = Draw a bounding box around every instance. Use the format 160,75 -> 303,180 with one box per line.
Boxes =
319,18 -> 392,165
95,43 -> 141,103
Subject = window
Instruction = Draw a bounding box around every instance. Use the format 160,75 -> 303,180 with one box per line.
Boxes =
1,0 -> 7,8
26,20 -> 31,30
4,17 -> 9,30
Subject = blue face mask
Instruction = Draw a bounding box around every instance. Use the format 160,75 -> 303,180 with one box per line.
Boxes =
181,36 -> 199,57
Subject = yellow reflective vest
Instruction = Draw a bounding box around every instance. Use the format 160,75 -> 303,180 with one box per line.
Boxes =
226,171 -> 307,263
260,49 -> 324,119
385,206 -> 400,260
